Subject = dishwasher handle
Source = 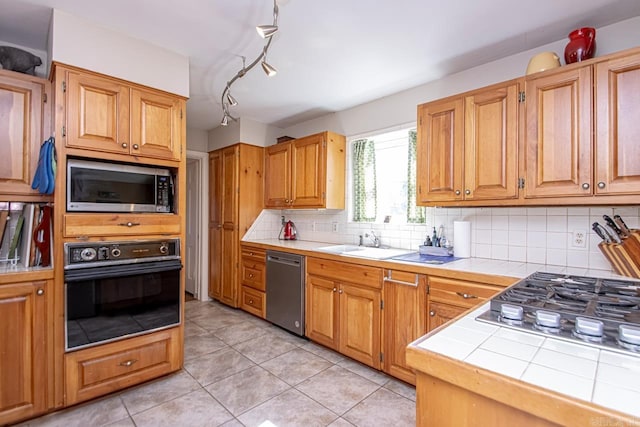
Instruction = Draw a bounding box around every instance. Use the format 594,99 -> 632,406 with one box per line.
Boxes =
267,254 -> 302,267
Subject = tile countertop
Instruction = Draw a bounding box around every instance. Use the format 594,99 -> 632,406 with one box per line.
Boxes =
243,238 -> 631,281
413,301 -> 640,420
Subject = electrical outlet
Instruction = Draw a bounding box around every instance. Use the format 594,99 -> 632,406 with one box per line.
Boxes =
572,230 -> 587,248
332,222 -> 338,232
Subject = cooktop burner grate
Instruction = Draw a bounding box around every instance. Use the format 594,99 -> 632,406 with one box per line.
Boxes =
478,272 -> 640,356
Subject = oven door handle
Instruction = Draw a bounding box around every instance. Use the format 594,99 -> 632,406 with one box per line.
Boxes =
64,259 -> 183,282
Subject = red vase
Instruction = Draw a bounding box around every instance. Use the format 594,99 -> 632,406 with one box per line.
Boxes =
564,27 -> 596,64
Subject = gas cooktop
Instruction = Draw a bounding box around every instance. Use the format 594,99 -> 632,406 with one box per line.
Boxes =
476,271 -> 640,355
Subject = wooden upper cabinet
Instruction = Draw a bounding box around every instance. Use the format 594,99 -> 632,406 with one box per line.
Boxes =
66,71 -> 130,155
0,70 -> 49,197
264,131 -> 345,209
464,83 -> 518,200
264,142 -> 291,207
417,81 -> 518,205
130,88 -> 182,161
63,67 -> 183,162
416,98 -> 464,203
291,133 -> 325,207
524,65 -> 593,198
595,52 -> 640,195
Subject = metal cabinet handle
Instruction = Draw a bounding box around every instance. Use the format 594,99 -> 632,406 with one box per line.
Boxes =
121,142 -> 128,148
285,199 -> 290,203
249,299 -> 254,304
597,182 -> 606,189
582,183 -> 590,190
133,144 -> 139,150
333,287 -> 337,292
36,288 -> 44,296
455,190 -> 461,196
119,359 -> 137,367
118,222 -> 141,227
249,252 -> 254,256
456,292 -> 477,299
248,273 -> 254,278
465,189 -> 471,195
429,310 -> 435,316
338,289 -> 343,294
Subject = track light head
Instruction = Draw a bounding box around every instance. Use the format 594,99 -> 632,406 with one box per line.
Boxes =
226,92 -> 238,106
221,114 -> 229,126
261,60 -> 277,77
256,25 -> 278,38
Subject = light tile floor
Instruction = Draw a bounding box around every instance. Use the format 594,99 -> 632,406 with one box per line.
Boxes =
20,299 -> 416,427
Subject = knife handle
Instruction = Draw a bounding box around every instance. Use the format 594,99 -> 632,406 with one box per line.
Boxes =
613,215 -> 632,237
592,222 -> 610,243
603,215 -> 623,236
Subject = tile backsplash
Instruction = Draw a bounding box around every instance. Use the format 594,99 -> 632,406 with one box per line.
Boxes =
244,206 -> 640,272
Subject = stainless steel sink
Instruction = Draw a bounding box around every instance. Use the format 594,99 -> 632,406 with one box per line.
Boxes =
316,245 -> 414,260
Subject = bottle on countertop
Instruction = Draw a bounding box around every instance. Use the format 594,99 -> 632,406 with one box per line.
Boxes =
424,236 -> 432,246
432,227 -> 439,247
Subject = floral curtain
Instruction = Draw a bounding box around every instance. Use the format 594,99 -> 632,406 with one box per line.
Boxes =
352,138 -> 377,222
406,130 -> 426,223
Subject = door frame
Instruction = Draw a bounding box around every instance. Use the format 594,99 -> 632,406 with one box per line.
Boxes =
186,150 -> 210,301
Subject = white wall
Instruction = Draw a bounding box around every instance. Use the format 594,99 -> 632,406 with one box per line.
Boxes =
49,10 -> 189,97
187,128 -> 209,153
280,16 -> 640,139
207,117 -> 283,151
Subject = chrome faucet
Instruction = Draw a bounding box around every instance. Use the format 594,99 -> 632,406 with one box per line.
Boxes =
365,230 -> 380,248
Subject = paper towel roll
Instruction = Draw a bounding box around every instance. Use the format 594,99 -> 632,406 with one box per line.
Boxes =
453,221 -> 471,258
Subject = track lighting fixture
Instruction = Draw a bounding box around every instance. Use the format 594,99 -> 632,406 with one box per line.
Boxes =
220,0 -> 279,126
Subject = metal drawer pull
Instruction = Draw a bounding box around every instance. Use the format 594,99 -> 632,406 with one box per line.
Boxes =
456,292 -> 477,299
249,299 -> 254,304
248,273 -> 254,278
429,310 -> 435,316
36,288 -> 44,296
133,144 -> 139,150
119,359 -> 138,367
119,222 -> 141,227
383,272 -> 419,287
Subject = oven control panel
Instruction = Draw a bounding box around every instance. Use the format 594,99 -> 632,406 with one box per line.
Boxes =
64,239 -> 180,268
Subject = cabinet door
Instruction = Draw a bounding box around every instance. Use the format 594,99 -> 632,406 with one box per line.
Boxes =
219,147 -> 239,306
524,66 -> 592,198
306,275 -> 339,350
427,301 -> 465,332
0,281 -> 47,425
291,133 -> 325,207
264,143 -> 291,207
0,72 -> 45,196
130,88 -> 182,161
339,283 -> 381,369
416,98 -> 464,203
208,151 -> 222,299
383,271 -> 426,384
66,71 -> 130,154
464,83 -> 519,200
595,53 -> 640,195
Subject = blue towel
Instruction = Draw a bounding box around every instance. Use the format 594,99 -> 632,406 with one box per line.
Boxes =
31,137 -> 56,195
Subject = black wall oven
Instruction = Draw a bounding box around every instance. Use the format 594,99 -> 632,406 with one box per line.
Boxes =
64,239 -> 182,351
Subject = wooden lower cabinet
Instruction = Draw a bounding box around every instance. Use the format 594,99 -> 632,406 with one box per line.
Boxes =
64,327 -> 181,405
382,270 -> 426,384
0,280 -> 49,426
427,276 -> 503,331
306,258 -> 382,369
239,245 -> 266,319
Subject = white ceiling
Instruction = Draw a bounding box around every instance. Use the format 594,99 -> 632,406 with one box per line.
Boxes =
2,0 -> 640,131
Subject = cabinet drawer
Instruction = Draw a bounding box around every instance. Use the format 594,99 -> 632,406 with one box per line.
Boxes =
241,246 -> 266,262
429,276 -> 502,308
241,261 -> 265,291
64,213 -> 181,237
65,328 -> 181,405
307,257 -> 382,289
240,286 -> 265,318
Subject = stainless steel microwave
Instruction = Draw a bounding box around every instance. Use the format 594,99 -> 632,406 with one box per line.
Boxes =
66,159 -> 173,213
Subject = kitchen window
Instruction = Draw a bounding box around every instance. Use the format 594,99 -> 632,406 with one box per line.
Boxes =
350,126 -> 425,224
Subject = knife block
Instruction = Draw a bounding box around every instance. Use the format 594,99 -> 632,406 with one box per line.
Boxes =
597,230 -> 640,279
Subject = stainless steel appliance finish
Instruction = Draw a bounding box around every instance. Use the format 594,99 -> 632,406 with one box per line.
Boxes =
477,271 -> 640,356
266,250 -> 305,336
67,158 -> 173,213
64,239 -> 182,351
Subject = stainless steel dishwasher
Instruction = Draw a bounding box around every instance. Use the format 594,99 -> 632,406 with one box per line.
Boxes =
266,250 -> 305,336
